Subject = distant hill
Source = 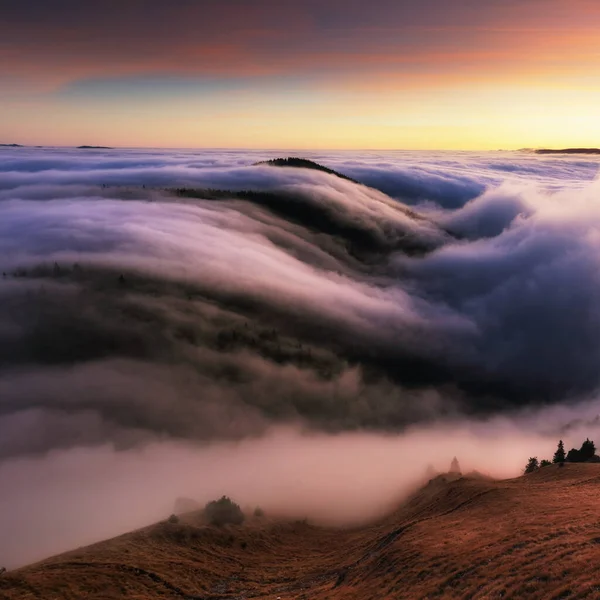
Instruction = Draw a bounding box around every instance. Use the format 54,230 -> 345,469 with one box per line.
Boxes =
255,157 -> 359,183
77,145 -> 114,150
4,463 -> 600,599
534,148 -> 600,155
0,144 -> 23,147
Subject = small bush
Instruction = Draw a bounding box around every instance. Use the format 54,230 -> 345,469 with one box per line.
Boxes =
540,459 -> 552,467
204,496 -> 245,526
253,506 -> 265,518
167,514 -> 179,524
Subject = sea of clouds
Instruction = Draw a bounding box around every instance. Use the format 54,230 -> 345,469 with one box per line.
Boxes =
2,145 -> 600,567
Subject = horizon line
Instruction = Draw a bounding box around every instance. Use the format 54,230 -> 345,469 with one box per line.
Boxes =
0,143 -> 537,153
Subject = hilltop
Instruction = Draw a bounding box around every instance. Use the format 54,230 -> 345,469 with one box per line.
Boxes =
534,148 -> 600,155
3,463 -> 600,599
255,157 -> 360,183
169,157 -> 447,261
77,145 -> 114,150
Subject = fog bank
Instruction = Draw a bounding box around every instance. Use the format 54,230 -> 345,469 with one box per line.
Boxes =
2,147 -> 600,568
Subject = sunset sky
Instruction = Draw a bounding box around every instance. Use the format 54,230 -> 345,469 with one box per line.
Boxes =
2,0 -> 600,149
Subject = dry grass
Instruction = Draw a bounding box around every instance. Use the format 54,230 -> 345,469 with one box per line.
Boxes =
3,464 -> 600,599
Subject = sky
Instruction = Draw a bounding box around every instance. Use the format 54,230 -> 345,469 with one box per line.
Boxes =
2,0 -> 600,149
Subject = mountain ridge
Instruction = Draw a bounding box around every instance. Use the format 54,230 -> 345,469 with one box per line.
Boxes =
534,148 -> 600,155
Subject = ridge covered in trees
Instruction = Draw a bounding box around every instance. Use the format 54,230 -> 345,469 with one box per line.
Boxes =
534,148 -> 600,155
524,438 -> 599,474
254,157 -> 360,183
171,186 -> 434,257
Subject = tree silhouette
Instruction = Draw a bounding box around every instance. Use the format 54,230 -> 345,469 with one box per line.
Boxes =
553,440 -> 566,463
540,459 -> 552,467
581,438 -> 596,461
449,456 -> 461,474
204,496 -> 245,526
524,457 -> 539,474
566,438 -> 597,462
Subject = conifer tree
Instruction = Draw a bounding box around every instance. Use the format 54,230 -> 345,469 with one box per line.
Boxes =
524,457 -> 539,474
450,456 -> 461,474
581,438 -> 596,461
553,440 -> 566,463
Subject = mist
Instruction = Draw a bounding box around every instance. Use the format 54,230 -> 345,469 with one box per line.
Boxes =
5,402 -> 600,570
2,146 -> 600,569
2,412 -> 599,571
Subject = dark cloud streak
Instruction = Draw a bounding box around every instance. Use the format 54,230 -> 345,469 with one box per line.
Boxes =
3,0 -> 599,88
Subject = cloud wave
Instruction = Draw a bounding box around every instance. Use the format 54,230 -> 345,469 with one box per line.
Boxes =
1,147 -> 600,459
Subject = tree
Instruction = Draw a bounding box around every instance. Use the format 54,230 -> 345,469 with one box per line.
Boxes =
553,440 -> 566,463
449,457 -> 461,474
581,438 -> 596,461
540,459 -> 552,467
524,457 -> 539,474
204,496 -> 245,526
566,439 -> 597,463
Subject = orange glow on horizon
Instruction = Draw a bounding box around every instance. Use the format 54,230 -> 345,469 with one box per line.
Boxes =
2,1 -> 600,150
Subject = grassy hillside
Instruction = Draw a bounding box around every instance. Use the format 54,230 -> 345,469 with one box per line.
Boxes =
3,464 -> 600,599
